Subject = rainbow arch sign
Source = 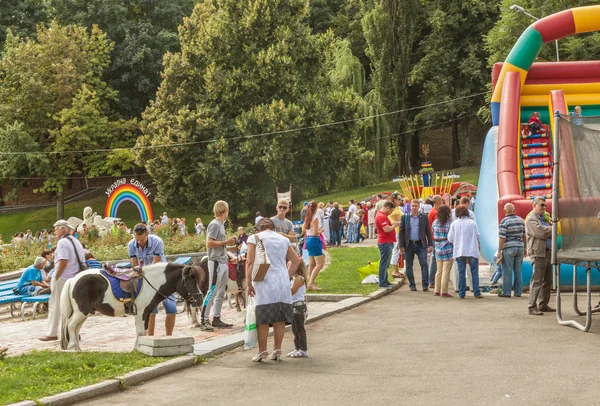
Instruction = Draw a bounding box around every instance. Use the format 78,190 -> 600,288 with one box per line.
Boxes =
104,178 -> 154,222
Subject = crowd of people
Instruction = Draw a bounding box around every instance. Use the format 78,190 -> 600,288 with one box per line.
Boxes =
4,188 -> 557,361
369,191 -> 555,316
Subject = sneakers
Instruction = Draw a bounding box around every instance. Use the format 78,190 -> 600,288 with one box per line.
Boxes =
199,320 -> 214,331
539,305 -> 556,312
529,308 -> 543,316
211,317 -> 233,328
287,350 -> 309,358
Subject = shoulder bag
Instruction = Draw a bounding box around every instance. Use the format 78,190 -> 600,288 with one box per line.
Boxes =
65,235 -> 87,273
252,234 -> 271,282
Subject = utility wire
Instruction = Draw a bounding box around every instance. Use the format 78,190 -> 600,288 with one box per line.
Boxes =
0,113 -> 479,180
0,91 -> 489,157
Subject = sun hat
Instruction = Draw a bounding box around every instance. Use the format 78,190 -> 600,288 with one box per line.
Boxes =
53,220 -> 75,230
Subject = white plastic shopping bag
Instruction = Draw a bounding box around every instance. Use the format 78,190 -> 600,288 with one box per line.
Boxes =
244,296 -> 257,350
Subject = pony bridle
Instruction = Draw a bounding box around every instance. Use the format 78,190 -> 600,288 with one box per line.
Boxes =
181,267 -> 203,307
142,266 -> 203,307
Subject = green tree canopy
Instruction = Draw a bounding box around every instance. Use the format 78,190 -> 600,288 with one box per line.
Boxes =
139,0 -> 360,214
51,0 -> 197,118
410,0 -> 499,167
0,0 -> 48,52
362,0 -> 422,173
0,22 -> 134,217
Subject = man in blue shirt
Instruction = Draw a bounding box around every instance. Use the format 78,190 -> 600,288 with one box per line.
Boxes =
17,257 -> 49,295
127,223 -> 174,336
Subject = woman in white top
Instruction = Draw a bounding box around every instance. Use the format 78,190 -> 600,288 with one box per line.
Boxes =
246,218 -> 301,362
318,202 -> 329,244
195,218 -> 205,236
302,201 -> 325,291
448,205 -> 482,299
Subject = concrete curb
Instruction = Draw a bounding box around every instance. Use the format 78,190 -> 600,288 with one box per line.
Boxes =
37,380 -> 121,406
8,277 -> 405,406
118,355 -> 196,388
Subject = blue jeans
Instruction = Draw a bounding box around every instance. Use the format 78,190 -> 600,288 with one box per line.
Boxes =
501,246 -> 524,296
405,241 -> 429,289
331,229 -> 342,246
456,256 -> 481,297
429,246 -> 437,286
346,222 -> 356,243
378,243 -> 393,287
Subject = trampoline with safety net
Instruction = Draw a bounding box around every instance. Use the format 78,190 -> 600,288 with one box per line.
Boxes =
552,113 -> 600,331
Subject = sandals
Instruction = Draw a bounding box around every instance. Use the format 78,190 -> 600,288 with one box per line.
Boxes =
269,349 -> 282,361
252,351 -> 269,362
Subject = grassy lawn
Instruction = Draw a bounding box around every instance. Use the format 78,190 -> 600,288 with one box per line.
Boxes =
0,350 -> 176,405
312,246 -> 393,295
0,193 -> 212,237
0,166 -> 480,236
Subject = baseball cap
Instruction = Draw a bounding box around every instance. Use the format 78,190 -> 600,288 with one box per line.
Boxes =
53,220 -> 75,230
303,202 -> 308,206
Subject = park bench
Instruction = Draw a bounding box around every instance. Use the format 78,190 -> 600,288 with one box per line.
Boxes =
0,294 -> 26,317
172,256 -> 192,265
20,294 -> 50,321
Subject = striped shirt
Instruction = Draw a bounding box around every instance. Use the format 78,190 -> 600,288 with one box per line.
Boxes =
432,219 -> 453,261
498,214 -> 525,249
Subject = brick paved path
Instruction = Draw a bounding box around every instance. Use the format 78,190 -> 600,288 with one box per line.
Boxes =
0,299 -> 329,356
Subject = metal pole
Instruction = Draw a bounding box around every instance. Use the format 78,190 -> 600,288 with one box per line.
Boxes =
555,40 -> 560,62
552,111 -> 560,290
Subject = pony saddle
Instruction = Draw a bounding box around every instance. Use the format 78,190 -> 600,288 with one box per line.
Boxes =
102,265 -> 144,315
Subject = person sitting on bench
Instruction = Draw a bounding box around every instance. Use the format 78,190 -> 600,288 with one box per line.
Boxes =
16,257 -> 49,296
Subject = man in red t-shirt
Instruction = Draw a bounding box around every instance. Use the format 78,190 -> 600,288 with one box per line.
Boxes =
427,195 -> 443,289
376,201 -> 400,289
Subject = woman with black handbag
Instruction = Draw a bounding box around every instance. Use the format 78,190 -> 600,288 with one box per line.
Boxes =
246,218 -> 301,362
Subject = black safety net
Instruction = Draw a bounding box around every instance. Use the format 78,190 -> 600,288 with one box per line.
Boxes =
555,114 -> 600,263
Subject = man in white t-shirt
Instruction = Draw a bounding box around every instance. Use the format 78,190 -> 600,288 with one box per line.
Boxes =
345,199 -> 358,243
39,220 -> 86,341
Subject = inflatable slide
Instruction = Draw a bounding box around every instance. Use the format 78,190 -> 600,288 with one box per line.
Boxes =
476,5 -> 600,286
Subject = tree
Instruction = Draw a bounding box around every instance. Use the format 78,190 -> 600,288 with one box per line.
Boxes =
362,0 -> 422,174
0,0 -> 48,53
0,22 -> 133,218
139,0 -> 360,215
410,0 -> 499,167
51,0 -> 197,118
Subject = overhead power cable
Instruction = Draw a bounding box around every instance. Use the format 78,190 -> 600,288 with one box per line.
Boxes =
0,91 -> 489,157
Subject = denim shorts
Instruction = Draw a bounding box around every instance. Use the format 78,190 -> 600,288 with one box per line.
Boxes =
306,236 -> 323,257
152,294 -> 177,314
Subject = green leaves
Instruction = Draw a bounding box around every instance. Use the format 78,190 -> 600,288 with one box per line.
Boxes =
140,0 -> 360,213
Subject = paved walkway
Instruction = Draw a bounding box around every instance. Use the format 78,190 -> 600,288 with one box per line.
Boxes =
82,284 -> 600,406
0,299 -> 332,355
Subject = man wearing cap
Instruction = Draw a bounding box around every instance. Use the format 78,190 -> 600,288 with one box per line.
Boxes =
127,223 -> 176,335
40,220 -> 86,341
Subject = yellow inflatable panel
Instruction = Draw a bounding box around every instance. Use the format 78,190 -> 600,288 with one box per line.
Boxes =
491,62 -> 528,103
572,6 -> 600,34
522,82 -> 600,96
521,94 -> 600,106
560,217 -> 600,235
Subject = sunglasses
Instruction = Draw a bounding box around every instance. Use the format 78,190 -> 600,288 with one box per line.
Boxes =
539,204 -> 546,207
278,206 -> 288,210
133,225 -> 148,232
